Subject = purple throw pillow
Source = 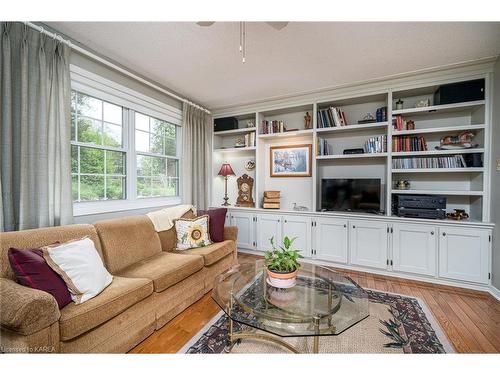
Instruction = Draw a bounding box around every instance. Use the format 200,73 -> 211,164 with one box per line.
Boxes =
198,208 -> 227,243
8,247 -> 72,309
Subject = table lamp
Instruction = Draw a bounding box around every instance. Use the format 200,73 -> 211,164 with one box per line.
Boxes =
218,163 -> 235,206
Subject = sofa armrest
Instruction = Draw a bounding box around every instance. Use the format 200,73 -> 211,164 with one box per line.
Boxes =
0,278 -> 60,335
223,226 -> 238,242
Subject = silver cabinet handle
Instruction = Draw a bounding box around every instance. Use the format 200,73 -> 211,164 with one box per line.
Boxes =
344,224 -> 347,228
352,225 -> 356,229
431,231 -> 434,235
442,232 -> 446,236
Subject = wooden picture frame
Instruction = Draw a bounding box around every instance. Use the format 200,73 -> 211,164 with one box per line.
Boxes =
270,144 -> 312,177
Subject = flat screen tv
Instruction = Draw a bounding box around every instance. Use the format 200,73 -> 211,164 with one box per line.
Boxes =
320,178 -> 382,213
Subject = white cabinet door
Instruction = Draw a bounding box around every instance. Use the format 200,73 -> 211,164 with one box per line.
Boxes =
392,223 -> 437,277
229,211 -> 255,250
314,217 -> 348,264
256,214 -> 282,252
282,215 -> 311,256
349,219 -> 388,270
439,227 -> 490,284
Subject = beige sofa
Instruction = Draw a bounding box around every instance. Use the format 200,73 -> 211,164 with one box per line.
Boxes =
0,211 -> 238,353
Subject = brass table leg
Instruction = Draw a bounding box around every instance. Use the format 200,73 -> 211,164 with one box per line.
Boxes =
313,316 -> 320,354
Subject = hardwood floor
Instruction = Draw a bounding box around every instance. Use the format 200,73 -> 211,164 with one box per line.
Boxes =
130,253 -> 500,354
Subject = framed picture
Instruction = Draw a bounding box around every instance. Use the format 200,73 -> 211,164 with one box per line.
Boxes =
270,144 -> 312,177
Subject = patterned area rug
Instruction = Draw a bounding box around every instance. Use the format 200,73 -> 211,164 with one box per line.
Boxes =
179,284 -> 454,354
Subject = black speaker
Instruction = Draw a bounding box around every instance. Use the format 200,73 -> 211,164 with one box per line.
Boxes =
434,79 -> 485,105
214,117 -> 238,132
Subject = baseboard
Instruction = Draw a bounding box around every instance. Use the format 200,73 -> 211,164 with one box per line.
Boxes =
237,248 -> 494,296
489,285 -> 500,302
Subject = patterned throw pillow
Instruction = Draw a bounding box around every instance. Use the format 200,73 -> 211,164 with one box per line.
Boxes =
175,215 -> 212,250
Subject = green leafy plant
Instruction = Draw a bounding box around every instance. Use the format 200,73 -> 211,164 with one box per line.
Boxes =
264,236 -> 304,273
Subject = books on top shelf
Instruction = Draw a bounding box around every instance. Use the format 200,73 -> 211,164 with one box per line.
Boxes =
392,136 -> 428,152
392,155 -> 467,169
317,107 -> 347,128
364,135 -> 387,154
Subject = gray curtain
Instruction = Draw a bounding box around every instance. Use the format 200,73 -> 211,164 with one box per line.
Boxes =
181,102 -> 212,209
0,22 -> 73,231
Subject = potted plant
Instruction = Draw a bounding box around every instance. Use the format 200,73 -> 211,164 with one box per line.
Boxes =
264,236 -> 303,288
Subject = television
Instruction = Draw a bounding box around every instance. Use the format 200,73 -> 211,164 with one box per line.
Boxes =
320,178 -> 382,213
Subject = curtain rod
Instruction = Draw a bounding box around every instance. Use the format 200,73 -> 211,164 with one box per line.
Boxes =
23,22 -> 211,114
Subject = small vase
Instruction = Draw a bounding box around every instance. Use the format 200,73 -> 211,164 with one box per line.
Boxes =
266,268 -> 298,289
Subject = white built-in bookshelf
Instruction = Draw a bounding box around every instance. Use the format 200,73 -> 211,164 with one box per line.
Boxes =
211,67 -> 493,223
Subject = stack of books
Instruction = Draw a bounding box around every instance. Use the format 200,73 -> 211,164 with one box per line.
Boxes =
364,135 -> 387,153
244,132 -> 256,147
317,107 -> 348,128
392,136 -> 428,152
392,155 -> 467,169
261,120 -> 285,134
263,191 -> 280,209
393,115 -> 414,131
317,137 -> 334,156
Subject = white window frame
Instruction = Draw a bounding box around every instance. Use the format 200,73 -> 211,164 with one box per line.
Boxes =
71,65 -> 183,216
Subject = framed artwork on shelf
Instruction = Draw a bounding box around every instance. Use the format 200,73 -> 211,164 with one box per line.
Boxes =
270,144 -> 312,177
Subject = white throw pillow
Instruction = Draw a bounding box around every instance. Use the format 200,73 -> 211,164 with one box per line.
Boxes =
42,237 -> 113,304
175,215 -> 212,251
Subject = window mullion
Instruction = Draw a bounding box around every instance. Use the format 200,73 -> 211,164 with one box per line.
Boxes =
128,109 -> 137,200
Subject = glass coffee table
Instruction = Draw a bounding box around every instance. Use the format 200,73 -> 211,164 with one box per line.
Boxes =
212,260 -> 369,353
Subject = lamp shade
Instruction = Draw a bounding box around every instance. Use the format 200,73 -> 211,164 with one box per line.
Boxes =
218,163 -> 235,177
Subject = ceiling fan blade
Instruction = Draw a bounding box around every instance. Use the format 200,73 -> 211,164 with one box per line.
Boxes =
266,22 -> 289,30
196,22 -> 215,27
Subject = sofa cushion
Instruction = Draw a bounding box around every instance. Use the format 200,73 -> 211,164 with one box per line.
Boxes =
118,252 -> 204,293
173,240 -> 234,266
59,276 -> 153,341
1,224 -> 102,280
198,208 -> 227,242
157,210 -> 196,252
94,216 -> 162,274
8,247 -> 72,309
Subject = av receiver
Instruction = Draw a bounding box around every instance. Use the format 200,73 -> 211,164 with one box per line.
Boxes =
394,195 -> 446,210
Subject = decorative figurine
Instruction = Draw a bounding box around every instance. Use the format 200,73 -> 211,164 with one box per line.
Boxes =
292,203 -> 309,211
438,131 -> 475,150
406,120 -> 415,130
395,99 -> 404,110
447,209 -> 469,221
395,180 -> 411,190
234,137 -> 245,148
244,160 -> 256,171
304,112 -> 312,129
415,99 -> 430,108
236,174 -> 255,207
246,120 -> 255,128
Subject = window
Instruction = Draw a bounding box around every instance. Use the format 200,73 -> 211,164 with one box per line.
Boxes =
69,68 -> 183,217
135,113 -> 179,198
71,92 -> 126,202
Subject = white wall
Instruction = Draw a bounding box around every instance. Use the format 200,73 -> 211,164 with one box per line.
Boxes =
491,58 -> 500,289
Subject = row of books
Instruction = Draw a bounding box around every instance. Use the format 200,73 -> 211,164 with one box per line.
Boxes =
392,155 -> 467,169
317,138 -> 334,156
393,115 -> 410,131
243,132 -> 256,147
317,107 -> 348,128
364,135 -> 387,154
261,120 -> 285,134
392,136 -> 428,152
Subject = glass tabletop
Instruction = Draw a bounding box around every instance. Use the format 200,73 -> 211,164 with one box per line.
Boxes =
212,260 -> 369,337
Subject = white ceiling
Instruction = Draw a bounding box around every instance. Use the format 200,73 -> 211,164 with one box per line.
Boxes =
46,22 -> 500,110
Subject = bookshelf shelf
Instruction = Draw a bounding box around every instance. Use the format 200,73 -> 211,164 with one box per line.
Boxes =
392,124 -> 485,136
391,189 -> 484,196
258,129 -> 313,139
392,168 -> 484,173
214,127 -> 256,136
392,100 -> 485,116
316,122 -> 388,133
317,153 -> 388,160
213,146 -> 256,153
392,148 -> 484,157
